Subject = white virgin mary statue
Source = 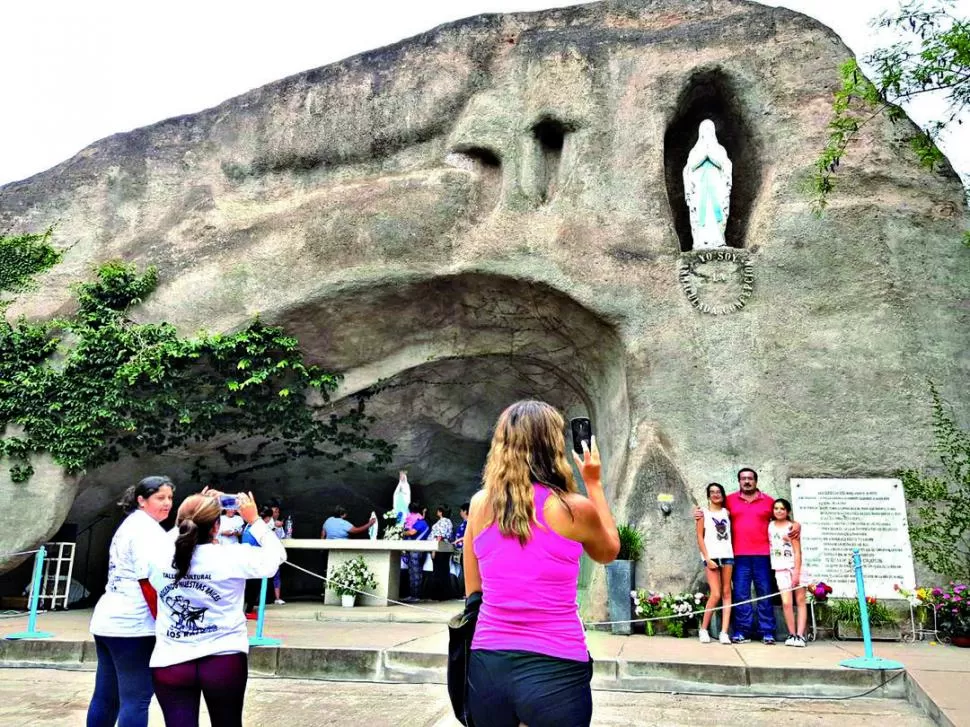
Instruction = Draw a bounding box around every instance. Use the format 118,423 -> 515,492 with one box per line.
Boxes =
683,120 -> 732,249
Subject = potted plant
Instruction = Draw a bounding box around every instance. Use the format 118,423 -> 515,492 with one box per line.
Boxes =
605,525 -> 645,635
632,590 -> 665,636
329,556 -> 377,608
806,581 -> 834,640
830,596 -> 901,640
665,591 -> 704,638
929,582 -> 970,647
631,590 -> 703,637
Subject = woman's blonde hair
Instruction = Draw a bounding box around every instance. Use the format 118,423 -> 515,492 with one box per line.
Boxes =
172,494 -> 222,583
482,400 -> 578,544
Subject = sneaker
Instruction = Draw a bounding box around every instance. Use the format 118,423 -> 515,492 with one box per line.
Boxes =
731,634 -> 750,644
698,628 -> 711,643
273,599 -> 286,605
793,635 -> 807,647
245,611 -> 257,621
719,631 -> 731,645
785,634 -> 797,646
762,635 -> 775,645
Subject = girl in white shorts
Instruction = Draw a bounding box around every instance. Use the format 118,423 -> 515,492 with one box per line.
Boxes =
769,498 -> 807,647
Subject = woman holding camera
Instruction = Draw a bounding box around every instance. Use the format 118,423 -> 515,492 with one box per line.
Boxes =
464,401 -> 620,727
88,476 -> 174,727
148,491 -> 285,727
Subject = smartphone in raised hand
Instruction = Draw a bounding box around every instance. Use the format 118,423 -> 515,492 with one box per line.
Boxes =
570,417 -> 592,456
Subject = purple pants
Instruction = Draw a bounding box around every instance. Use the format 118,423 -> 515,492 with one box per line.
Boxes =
152,652 -> 248,727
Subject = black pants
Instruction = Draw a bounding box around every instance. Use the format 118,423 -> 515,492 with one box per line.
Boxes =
467,649 -> 593,727
243,579 -> 262,613
429,553 -> 454,601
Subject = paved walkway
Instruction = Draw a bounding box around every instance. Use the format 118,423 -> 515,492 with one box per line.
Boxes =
1,604 -> 967,725
0,668 -> 935,727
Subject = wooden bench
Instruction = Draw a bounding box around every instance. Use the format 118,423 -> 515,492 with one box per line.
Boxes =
283,538 -> 454,606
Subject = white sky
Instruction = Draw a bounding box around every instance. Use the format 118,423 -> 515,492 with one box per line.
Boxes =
1,0 -> 967,186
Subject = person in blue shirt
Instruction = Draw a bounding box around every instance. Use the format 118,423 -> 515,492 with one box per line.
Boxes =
452,502 -> 470,597
320,506 -> 377,539
402,502 -> 430,603
241,506 -> 274,617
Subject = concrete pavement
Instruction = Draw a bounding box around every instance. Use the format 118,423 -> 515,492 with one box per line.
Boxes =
0,603 -> 967,725
0,668 -> 935,727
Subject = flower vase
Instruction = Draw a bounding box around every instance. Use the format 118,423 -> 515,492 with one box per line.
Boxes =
341,594 -> 356,608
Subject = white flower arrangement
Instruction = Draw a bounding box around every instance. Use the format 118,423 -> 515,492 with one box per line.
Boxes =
381,509 -> 405,540
329,556 -> 378,598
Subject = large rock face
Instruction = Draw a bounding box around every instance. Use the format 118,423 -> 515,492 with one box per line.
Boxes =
1,0 -> 967,608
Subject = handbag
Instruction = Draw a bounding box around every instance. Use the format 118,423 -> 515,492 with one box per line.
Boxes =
447,591 -> 483,726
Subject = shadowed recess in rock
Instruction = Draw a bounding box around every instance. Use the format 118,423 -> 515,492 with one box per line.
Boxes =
664,68 -> 762,251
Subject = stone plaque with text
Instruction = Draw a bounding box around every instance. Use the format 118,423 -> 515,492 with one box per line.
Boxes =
791,478 -> 915,599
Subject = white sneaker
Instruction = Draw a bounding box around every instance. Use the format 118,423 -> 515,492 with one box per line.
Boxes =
785,635 -> 797,646
719,631 -> 731,644
698,628 -> 711,643
793,635 -> 807,647
274,599 -> 286,605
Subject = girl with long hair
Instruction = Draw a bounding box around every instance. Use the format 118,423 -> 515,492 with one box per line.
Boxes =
148,491 -> 285,727
696,482 -> 734,644
88,475 -> 174,727
770,498 -> 807,647
464,400 -> 621,727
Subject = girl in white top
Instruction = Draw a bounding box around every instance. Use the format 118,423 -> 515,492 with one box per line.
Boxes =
695,482 -> 734,644
88,476 -> 174,727
148,491 -> 285,727
769,498 -> 807,647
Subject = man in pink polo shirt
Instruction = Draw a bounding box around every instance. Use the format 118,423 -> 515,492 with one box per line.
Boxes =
726,468 -> 780,644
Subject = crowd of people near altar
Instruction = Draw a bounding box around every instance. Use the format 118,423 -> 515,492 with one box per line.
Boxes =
210,495 -> 471,614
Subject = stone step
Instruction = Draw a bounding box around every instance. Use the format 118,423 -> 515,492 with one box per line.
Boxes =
0,637 -> 907,700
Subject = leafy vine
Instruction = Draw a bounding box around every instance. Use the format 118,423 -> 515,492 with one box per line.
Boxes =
0,228 -> 62,302
0,260 -> 394,482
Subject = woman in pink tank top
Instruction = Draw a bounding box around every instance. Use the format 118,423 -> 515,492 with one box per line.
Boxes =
464,400 -> 620,727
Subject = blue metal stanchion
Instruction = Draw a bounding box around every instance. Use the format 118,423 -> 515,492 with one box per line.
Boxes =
840,548 -> 904,671
7,546 -> 54,640
249,577 -> 281,647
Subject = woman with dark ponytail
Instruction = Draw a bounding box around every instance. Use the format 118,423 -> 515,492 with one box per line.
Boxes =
88,476 -> 174,727
148,491 -> 285,727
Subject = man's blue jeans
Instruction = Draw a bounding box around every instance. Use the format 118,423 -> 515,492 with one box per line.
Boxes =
731,555 -> 775,639
87,634 -> 155,727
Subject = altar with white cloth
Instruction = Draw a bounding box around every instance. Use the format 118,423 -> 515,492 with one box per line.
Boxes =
282,538 -> 454,605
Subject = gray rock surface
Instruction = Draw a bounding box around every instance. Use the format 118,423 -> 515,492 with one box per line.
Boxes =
1,0 -> 967,613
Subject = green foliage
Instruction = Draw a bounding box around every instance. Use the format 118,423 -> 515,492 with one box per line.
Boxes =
0,261 -> 394,482
898,383 -> 970,579
814,1 -> 970,212
0,228 -> 62,300
827,597 -> 899,627
616,524 -> 645,561
632,589 -> 703,637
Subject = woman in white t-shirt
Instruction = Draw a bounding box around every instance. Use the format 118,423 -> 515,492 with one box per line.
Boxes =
695,482 -> 734,644
87,476 -> 174,727
148,490 -> 285,727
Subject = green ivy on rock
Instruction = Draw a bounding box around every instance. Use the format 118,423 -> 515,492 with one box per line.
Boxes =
0,261 -> 394,482
0,229 -> 62,300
